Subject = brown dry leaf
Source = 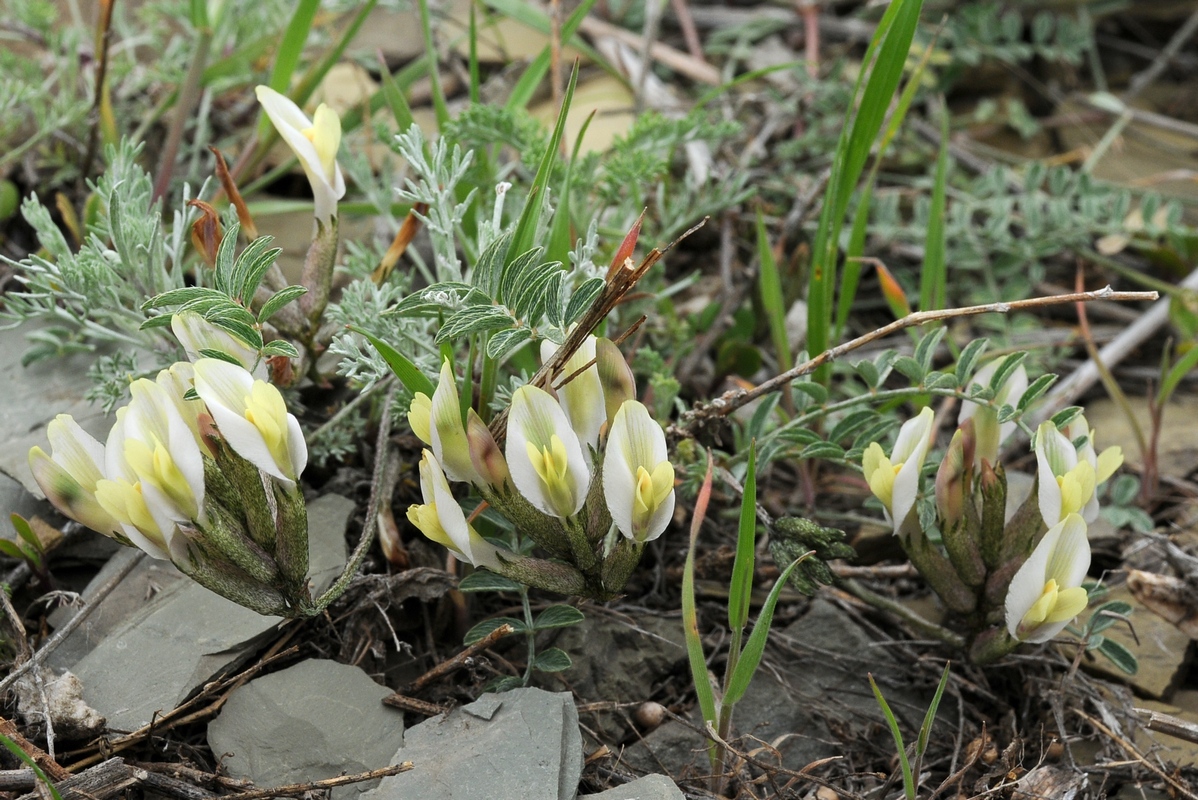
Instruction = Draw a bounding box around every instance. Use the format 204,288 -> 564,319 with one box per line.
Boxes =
1126,569 -> 1198,639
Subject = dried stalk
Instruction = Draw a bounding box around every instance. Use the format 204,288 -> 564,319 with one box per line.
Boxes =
679,287 -> 1158,434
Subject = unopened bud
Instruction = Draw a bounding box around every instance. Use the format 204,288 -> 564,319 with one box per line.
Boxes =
935,422 -> 974,528
596,337 -> 636,430
466,409 -> 510,489
938,423 -> 984,587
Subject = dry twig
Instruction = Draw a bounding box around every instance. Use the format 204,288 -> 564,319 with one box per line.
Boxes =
220,764 -> 412,800
679,287 -> 1159,434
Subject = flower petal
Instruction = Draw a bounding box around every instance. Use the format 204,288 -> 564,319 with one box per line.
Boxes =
506,384 -> 590,518
430,360 -> 479,484
603,400 -> 672,541
255,86 -> 345,223
542,336 -> 606,452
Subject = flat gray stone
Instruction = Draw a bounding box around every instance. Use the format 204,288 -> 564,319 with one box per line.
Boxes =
0,472 -> 50,541
365,688 -> 583,800
53,495 -> 353,732
552,614 -> 685,742
0,323 -> 118,494
207,660 -> 403,800
622,599 -> 934,778
579,774 -> 683,800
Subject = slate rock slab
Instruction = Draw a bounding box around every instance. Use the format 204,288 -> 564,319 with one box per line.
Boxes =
1072,584 -> 1192,699
553,614 -> 685,741
365,688 -> 583,800
51,494 -> 353,732
208,659 -> 403,800
0,323 -> 125,494
580,774 -> 684,800
622,599 -> 933,778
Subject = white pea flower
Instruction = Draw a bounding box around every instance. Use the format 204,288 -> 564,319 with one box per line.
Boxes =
506,384 -> 591,519
958,359 -> 1028,468
407,450 -> 500,569
171,311 -> 266,379
541,335 -> 605,452
94,379 -> 207,560
1005,513 -> 1090,643
429,360 -> 482,485
1035,420 -> 1102,527
861,407 -> 935,533
1064,414 -> 1123,490
192,358 -> 306,487
603,400 -> 674,543
28,415 -> 121,537
254,85 -> 345,225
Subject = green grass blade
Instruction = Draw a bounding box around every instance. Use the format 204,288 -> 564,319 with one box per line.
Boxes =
727,440 -> 758,633
916,662 -> 951,759
378,52 -> 416,132
870,674 -> 915,800
756,210 -> 792,374
722,555 -> 804,707
0,735 -> 63,800
508,62 -> 578,265
682,454 -> 719,729
292,0 -> 379,106
1159,344 -> 1198,406
504,0 -> 597,111
546,110 -> 594,269
920,110 -> 949,312
258,0 -> 319,135
806,0 -> 924,382
835,33 -> 936,337
417,0 -> 450,129
837,183 -> 874,337
351,326 -> 436,397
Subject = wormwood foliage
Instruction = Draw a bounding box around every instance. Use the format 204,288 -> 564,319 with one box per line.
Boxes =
2,142 -> 193,364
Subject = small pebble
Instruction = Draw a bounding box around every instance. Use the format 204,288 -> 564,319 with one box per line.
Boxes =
634,701 -> 666,730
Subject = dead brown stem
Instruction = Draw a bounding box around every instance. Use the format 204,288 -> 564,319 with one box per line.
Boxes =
679,287 -> 1159,435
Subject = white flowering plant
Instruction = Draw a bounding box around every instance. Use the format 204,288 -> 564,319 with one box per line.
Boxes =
857,346 -> 1132,665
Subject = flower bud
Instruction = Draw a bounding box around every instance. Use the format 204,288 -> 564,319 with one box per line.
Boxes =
506,384 -> 591,519
29,416 -> 120,537
935,421 -> 975,529
408,392 -> 432,444
407,451 -> 501,569
466,408 -> 510,489
543,335 -> 605,452
193,358 -> 307,487
429,360 -> 481,485
595,337 -> 636,430
172,312 -> 265,379
602,400 -> 674,543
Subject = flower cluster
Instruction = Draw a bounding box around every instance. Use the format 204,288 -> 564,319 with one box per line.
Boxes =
29,318 -> 312,616
406,335 -> 676,599
860,359 -> 1123,661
